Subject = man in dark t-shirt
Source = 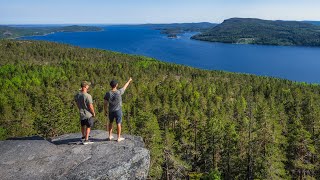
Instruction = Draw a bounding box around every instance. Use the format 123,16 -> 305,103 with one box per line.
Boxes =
104,78 -> 132,142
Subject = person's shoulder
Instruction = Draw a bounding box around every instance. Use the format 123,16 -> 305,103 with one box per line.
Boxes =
74,91 -> 81,97
104,91 -> 111,98
80,92 -> 91,98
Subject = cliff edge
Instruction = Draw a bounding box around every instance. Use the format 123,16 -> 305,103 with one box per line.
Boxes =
0,130 -> 150,180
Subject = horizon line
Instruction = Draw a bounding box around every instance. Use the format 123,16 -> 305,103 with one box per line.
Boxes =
1,18 -> 320,26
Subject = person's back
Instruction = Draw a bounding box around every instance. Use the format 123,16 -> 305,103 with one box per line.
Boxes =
105,88 -> 124,112
104,78 -> 132,142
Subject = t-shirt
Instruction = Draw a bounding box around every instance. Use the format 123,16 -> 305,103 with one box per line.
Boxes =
74,92 -> 93,120
104,88 -> 125,112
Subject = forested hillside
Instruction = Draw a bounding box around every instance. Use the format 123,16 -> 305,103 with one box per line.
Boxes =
1,40 -> 320,179
0,25 -> 103,39
192,18 -> 320,46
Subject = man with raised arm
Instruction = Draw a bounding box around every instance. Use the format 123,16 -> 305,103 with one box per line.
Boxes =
104,78 -> 132,142
74,81 -> 95,145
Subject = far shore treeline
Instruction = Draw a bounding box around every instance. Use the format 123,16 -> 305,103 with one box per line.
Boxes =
0,40 -> 319,179
192,18 -> 320,46
0,25 -> 103,39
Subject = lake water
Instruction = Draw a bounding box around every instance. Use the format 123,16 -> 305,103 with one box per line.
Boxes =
19,25 -> 320,83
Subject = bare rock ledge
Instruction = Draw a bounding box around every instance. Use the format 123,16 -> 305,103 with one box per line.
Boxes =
0,130 -> 150,180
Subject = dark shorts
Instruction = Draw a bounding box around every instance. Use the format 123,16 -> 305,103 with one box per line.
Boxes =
109,110 -> 122,124
80,117 -> 94,127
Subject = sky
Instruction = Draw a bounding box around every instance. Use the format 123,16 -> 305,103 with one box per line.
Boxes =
1,0 -> 320,24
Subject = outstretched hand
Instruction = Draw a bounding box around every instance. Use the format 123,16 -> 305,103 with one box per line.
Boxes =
123,77 -> 133,90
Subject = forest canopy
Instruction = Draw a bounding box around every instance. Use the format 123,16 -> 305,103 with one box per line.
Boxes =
0,40 -> 319,179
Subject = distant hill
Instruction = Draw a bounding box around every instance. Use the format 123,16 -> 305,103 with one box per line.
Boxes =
192,18 -> 320,46
0,25 -> 103,39
142,22 -> 217,37
304,21 -> 320,26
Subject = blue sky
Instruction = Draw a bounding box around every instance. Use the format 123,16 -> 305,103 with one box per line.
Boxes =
1,0 -> 320,24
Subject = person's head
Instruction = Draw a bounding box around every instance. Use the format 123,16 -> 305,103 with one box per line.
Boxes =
81,81 -> 91,91
110,80 -> 118,89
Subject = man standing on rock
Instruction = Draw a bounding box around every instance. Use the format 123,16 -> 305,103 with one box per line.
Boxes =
104,78 -> 132,142
74,81 -> 95,145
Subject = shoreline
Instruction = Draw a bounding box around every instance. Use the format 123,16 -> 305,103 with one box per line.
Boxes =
6,38 -> 319,85
14,29 -> 105,40
12,27 -> 320,84
190,36 -> 320,48
3,27 -> 105,40
13,32 -> 55,40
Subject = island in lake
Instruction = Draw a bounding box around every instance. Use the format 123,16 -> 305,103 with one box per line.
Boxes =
142,22 -> 216,38
0,25 -> 103,39
191,18 -> 320,46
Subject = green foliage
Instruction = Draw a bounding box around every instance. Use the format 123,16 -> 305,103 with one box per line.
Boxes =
201,170 -> 222,180
0,25 -> 103,39
189,172 -> 203,180
192,18 -> 320,46
0,126 -> 7,140
1,40 -> 320,179
134,111 -> 164,178
33,90 -> 76,138
134,59 -> 157,69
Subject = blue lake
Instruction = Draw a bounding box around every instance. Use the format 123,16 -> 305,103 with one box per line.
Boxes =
20,25 -> 320,83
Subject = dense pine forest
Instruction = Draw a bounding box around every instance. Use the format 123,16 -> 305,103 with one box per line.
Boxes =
192,18 -> 320,46
1,40 -> 320,179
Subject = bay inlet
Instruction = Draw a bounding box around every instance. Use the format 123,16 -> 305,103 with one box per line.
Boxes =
20,25 -> 320,84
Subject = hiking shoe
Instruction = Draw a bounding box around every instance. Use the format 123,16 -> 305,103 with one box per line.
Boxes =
81,136 -> 91,141
107,136 -> 114,141
117,137 -> 125,142
83,140 -> 94,145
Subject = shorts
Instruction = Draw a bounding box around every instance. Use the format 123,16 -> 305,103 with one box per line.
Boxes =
109,110 -> 122,124
80,117 -> 94,127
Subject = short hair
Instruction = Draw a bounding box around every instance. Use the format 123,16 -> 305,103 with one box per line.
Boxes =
110,80 -> 118,88
81,81 -> 91,87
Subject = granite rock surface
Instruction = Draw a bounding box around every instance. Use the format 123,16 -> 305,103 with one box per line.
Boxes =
0,130 -> 150,180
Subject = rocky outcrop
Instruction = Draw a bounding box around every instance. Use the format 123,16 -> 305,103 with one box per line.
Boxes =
0,130 -> 150,180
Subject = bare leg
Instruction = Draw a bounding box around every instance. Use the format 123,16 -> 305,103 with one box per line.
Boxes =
81,126 -> 86,137
105,124 -> 108,136
85,127 -> 91,141
108,123 -> 113,138
117,123 -> 121,139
